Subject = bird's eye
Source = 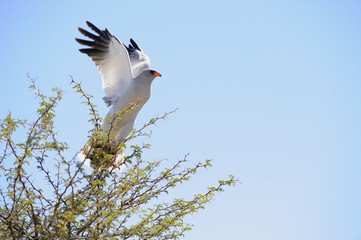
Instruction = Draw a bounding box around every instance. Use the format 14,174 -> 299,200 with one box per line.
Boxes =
149,70 -> 161,77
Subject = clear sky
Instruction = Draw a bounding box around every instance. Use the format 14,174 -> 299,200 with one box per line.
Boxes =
1,1 -> 361,239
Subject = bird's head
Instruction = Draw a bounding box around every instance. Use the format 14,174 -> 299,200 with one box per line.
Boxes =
149,69 -> 162,78
137,69 -> 162,83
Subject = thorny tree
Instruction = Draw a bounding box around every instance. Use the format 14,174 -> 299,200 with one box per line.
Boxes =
0,77 -> 237,239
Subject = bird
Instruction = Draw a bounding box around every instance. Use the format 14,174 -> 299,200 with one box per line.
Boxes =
75,21 -> 162,170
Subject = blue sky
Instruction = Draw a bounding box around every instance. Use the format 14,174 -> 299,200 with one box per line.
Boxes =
1,1 -> 361,239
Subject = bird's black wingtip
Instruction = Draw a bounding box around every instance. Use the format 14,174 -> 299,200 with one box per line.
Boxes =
85,21 -> 93,27
130,38 -> 141,51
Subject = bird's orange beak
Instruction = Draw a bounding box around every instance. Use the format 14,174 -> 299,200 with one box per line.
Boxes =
153,71 -> 162,77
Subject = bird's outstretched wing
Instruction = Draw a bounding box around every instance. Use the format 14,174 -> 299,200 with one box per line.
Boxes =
124,38 -> 151,78
76,21 -> 133,97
